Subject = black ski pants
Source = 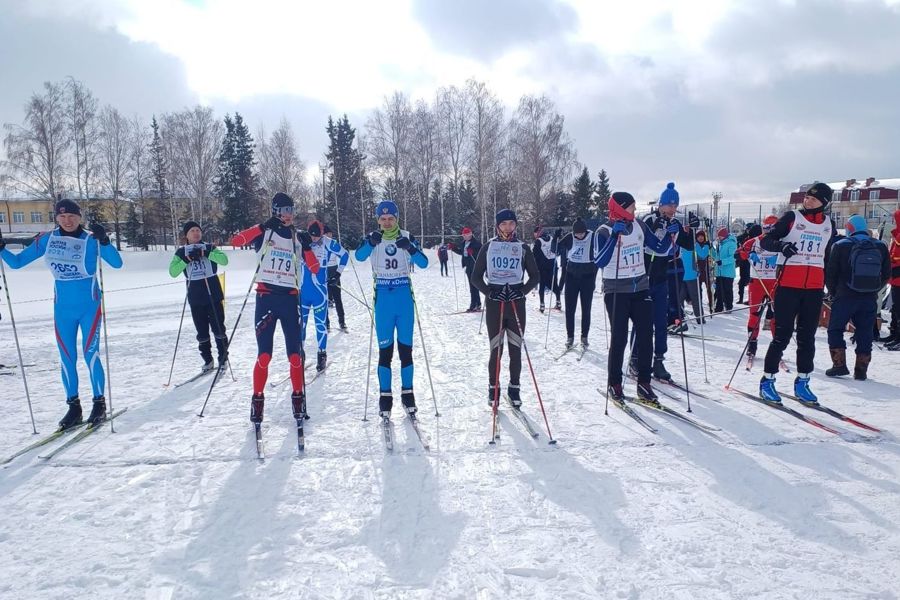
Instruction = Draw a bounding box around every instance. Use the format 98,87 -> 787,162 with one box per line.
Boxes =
467,268 -> 482,309
715,276 -> 734,312
605,290 -> 652,386
190,300 -> 227,363
565,271 -> 596,339
326,267 -> 345,327
485,298 -> 526,389
764,286 -> 824,375
439,259 -> 448,276
538,264 -> 560,306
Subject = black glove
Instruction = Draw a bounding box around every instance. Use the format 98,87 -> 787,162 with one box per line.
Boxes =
688,213 -> 701,228
715,260 -> 723,266
296,230 -> 312,249
90,223 -> 110,245
489,285 -> 504,302
780,241 -> 799,258
823,293 -> 834,305
395,236 -> 418,255
188,246 -> 204,261
260,216 -> 282,231
366,230 -> 382,247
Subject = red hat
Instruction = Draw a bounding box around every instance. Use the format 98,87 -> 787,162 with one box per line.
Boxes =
461,227 -> 472,235
716,227 -> 728,240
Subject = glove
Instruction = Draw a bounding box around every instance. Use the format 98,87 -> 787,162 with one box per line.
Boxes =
666,222 -> 681,235
395,236 -> 418,255
90,223 -> 110,246
260,216 -> 282,231
688,213 -> 701,229
554,228 -> 562,239
780,241 -> 799,258
188,246 -> 204,261
611,221 -> 628,235
749,251 -> 760,266
506,285 -> 525,301
715,260 -> 723,266
489,285 -> 505,302
296,230 -> 312,249
823,293 -> 834,305
366,230 -> 382,247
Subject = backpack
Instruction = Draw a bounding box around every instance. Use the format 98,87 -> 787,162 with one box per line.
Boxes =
847,237 -> 883,293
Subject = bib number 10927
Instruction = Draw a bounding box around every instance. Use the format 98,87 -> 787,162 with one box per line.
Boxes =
490,256 -> 520,270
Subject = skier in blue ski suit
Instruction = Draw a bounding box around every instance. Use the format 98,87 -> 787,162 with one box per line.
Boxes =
300,220 -> 348,372
0,199 -> 123,429
354,200 -> 428,418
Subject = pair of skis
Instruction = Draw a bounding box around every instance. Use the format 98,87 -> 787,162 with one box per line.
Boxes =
1,409 -> 128,464
726,387 -> 881,434
600,387 -> 719,436
489,395 -> 548,444
381,412 -> 430,453
253,412 -> 310,460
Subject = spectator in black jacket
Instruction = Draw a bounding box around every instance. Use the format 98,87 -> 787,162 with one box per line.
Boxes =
450,227 -> 483,311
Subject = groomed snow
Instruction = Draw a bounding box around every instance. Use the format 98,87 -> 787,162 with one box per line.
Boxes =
1,248 -> 898,599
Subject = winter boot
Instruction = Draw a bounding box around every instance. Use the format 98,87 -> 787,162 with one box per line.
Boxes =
201,360 -> 215,374
565,337 -> 574,349
250,393 -> 265,424
887,339 -> 900,351
215,335 -> 229,366
759,375 -> 781,403
86,396 -> 107,426
581,336 -> 589,349
746,338 -> 758,358
316,350 -> 327,372
291,390 -> 307,420
554,300 -> 561,311
607,383 -> 625,401
652,357 -> 671,381
854,353 -> 871,381
507,384 -> 522,408
379,392 -> 393,416
488,385 -> 499,408
825,348 -> 850,377
58,396 -> 83,430
636,381 -> 660,406
199,339 -> 213,367
539,302 -> 545,313
793,375 -> 818,405
339,320 -> 348,331
401,388 -> 417,415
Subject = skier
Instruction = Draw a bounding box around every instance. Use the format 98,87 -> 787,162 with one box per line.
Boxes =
595,192 -> 679,403
738,217 -> 779,360
230,192 -> 319,424
322,224 -> 348,332
552,218 -> 598,347
0,199 -> 123,429
437,242 -> 449,276
301,220 -> 348,371
168,220 -> 230,373
824,214 -> 890,380
758,182 -> 836,403
354,200 -> 429,419
678,226 -> 708,324
450,227 -> 482,312
532,225 -> 560,312
736,223 -> 753,304
880,209 -> 900,349
713,227 -> 737,313
470,209 -> 539,407
637,182 -> 694,379
694,229 -> 715,316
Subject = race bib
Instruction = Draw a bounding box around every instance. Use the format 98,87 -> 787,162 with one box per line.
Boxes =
257,232 -> 298,288
43,234 -> 91,281
184,244 -> 215,281
486,241 -> 524,285
372,231 -> 412,286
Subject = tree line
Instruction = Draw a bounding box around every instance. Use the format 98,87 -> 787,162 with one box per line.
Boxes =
2,77 -> 615,249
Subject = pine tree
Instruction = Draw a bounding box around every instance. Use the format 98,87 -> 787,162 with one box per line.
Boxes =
215,113 -> 257,238
553,190 -> 574,225
149,116 -> 173,249
325,115 -> 369,245
571,167 -> 594,220
458,179 -> 479,235
123,202 -> 142,247
595,169 -> 611,220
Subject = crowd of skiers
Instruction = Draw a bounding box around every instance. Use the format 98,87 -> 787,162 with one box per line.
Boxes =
1,181 -> 898,434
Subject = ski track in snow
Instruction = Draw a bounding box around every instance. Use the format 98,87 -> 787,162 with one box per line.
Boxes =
1,249 -> 899,599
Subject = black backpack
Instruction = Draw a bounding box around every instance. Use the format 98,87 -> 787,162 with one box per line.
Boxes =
847,237 -> 883,293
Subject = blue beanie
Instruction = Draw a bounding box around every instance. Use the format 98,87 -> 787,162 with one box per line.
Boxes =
495,208 -> 517,225
659,182 -> 679,207
846,215 -> 869,236
375,200 -> 398,217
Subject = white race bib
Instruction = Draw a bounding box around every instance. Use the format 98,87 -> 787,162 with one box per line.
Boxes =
567,233 -> 594,263
486,240 -> 524,285
257,232 -> 298,288
372,230 -> 412,286
184,244 -> 215,281
777,210 -> 832,267
43,233 -> 91,281
601,225 -> 645,279
749,238 -> 779,280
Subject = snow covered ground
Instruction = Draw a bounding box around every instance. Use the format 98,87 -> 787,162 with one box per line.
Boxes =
1,248 -> 898,600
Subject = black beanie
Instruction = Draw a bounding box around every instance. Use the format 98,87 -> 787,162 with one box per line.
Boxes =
307,221 -> 322,237
611,192 -> 635,211
323,223 -> 332,235
182,220 -> 201,236
495,208 -> 517,225
573,218 -> 587,234
55,199 -> 81,216
805,182 -> 833,207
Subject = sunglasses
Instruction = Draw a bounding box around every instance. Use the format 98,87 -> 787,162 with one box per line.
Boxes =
274,206 -> 294,217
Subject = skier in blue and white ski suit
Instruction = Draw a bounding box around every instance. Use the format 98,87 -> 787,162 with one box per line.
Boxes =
0,199 -> 123,429
354,200 -> 428,418
300,220 -> 348,372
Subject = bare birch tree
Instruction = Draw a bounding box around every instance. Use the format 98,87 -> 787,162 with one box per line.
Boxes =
128,114 -> 152,249
366,92 -> 412,219
466,79 -> 503,237
66,77 -> 100,208
408,99 -> 442,238
258,117 -> 306,212
162,106 -> 222,226
98,105 -> 130,248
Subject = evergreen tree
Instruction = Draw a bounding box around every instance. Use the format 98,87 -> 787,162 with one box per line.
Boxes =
571,167 -> 594,220
149,116 -> 173,249
458,179 -> 479,235
553,190 -> 574,226
215,113 -> 257,237
595,169 -> 611,220
123,202 -> 142,247
325,115 -> 369,245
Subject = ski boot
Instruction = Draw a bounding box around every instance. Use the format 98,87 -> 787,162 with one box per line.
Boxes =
652,357 -> 671,381
379,392 -> 393,416
488,385 -> 498,408
825,348 -> 849,377
339,320 -> 348,332
607,383 -> 625,401
554,301 -> 561,311
539,302 -> 545,313
316,350 -> 327,372
668,322 -> 687,334
565,337 -> 574,349
507,384 -> 522,408
887,339 -> 900,351
291,390 -> 308,420
401,389 -> 417,415
746,338 -> 758,358
201,360 -> 215,374
793,375 -> 818,405
250,393 -> 265,423
854,353 -> 871,381
581,336 -> 589,349
86,396 -> 107,427
636,381 -> 660,407
759,375 -> 781,403
58,396 -> 83,431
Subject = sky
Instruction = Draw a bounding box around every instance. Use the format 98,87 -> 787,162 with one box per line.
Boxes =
2,0 -> 899,207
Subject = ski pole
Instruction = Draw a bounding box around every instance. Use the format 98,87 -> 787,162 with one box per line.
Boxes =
509,299 -> 557,444
0,258 -> 37,434
450,247 -> 460,312
412,289 -> 440,417
95,239 -> 117,433
333,283 -> 374,317
202,275 -> 236,382
604,234 -> 622,416
347,252 -> 376,421
198,229 -> 274,417
478,301 -> 485,335
489,299 -> 505,443
165,283 -> 188,387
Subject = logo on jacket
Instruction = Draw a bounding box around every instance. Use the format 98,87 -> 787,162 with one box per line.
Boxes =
385,244 -> 397,256
796,223 -> 806,231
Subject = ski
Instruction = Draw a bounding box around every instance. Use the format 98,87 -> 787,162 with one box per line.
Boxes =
780,392 -> 881,433
554,346 -> 575,361
628,397 -> 721,434
406,414 -> 430,450
37,408 -> 129,460
489,397 -> 501,444
296,418 -> 305,454
443,309 -> 483,316
254,423 -> 265,459
575,346 -> 590,362
381,416 -> 394,452
653,377 -> 715,402
172,370 -> 213,388
779,360 -> 792,373
504,395 -> 540,438
598,388 -> 657,433
0,363 -> 37,370
2,423 -> 88,465
726,387 -> 841,435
